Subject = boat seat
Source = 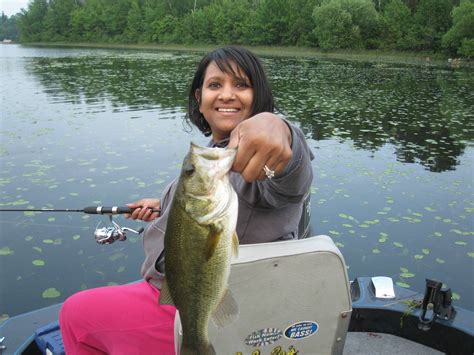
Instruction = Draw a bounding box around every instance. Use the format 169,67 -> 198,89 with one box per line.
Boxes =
174,235 -> 352,354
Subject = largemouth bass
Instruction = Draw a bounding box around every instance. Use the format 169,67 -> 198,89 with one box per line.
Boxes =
158,142 -> 239,355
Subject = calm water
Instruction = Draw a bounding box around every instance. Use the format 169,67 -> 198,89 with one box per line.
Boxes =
1,45 -> 473,321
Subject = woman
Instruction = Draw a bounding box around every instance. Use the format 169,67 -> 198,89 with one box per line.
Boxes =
60,46 -> 313,354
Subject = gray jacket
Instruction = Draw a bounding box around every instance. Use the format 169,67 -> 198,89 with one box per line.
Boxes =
141,122 -> 314,289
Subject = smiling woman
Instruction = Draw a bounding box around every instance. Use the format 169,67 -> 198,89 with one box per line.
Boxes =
196,61 -> 254,142
58,45 -> 314,353
1,43 -> 473,353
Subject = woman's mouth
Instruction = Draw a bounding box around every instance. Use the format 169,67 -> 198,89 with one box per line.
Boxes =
217,108 -> 239,112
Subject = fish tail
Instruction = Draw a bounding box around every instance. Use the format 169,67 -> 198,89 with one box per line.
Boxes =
181,343 -> 216,355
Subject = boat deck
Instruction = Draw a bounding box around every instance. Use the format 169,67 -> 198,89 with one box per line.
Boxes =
344,332 -> 442,354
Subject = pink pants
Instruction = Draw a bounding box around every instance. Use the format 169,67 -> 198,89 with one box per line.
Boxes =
59,281 -> 176,354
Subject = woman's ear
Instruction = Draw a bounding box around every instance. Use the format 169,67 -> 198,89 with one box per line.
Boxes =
194,89 -> 201,104
195,89 -> 202,113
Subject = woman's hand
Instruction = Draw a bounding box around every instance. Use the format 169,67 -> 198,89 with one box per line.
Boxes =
228,112 -> 292,182
124,198 -> 161,222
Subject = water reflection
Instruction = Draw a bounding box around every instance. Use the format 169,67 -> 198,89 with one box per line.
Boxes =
268,59 -> 473,172
27,54 -> 473,173
27,52 -> 200,114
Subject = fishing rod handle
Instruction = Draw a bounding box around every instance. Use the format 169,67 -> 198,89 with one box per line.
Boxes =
83,206 -> 161,215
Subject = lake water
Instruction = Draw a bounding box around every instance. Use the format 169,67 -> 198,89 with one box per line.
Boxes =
1,44 -> 473,321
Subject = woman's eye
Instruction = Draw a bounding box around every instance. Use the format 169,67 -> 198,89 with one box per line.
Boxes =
236,81 -> 250,88
208,82 -> 221,89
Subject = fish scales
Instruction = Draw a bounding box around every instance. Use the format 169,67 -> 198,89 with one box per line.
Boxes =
159,143 -> 239,355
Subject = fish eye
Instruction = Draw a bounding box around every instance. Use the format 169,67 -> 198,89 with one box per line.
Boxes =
184,163 -> 195,176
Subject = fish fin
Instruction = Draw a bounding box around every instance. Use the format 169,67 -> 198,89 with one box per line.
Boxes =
232,231 -> 239,258
211,288 -> 239,329
181,343 -> 215,355
206,225 -> 221,261
158,279 -> 174,305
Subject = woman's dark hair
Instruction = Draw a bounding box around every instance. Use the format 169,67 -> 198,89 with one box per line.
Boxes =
187,45 -> 275,136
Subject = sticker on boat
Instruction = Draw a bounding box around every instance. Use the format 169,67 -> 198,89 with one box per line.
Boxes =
284,321 -> 319,339
244,328 -> 283,347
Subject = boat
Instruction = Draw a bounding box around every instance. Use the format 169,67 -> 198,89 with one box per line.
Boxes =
1,236 -> 473,354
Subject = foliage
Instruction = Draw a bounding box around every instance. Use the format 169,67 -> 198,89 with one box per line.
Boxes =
442,0 -> 474,56
380,0 -> 415,49
16,0 -> 48,42
313,0 -> 380,49
1,12 -> 19,40
412,0 -> 454,50
5,0 -> 471,57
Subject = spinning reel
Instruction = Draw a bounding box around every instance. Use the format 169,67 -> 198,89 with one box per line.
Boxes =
94,215 -> 144,245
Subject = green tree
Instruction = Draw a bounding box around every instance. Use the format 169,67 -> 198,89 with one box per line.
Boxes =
103,0 -> 133,39
285,0 -> 320,46
442,0 -> 474,56
381,0 -> 415,49
313,0 -> 380,49
1,13 -> 19,41
210,0 -> 255,44
17,0 -> 48,41
125,0 -> 144,42
313,1 -> 361,49
44,0 -> 79,40
413,0 -> 453,50
254,0 -> 289,45
70,0 -> 108,41
180,8 -> 215,44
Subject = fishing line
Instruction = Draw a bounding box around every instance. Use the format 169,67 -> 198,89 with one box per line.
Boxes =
0,206 -> 158,244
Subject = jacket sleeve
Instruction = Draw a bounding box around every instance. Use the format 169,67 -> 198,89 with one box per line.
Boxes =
234,121 -> 314,209
140,178 -> 178,289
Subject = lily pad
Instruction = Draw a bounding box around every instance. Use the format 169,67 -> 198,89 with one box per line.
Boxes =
0,314 -> 9,323
0,247 -> 14,256
396,282 -> 410,288
42,288 -> 61,299
32,259 -> 45,266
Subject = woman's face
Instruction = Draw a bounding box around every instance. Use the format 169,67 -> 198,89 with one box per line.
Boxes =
196,61 -> 254,142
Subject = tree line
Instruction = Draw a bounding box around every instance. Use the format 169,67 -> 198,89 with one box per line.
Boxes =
2,0 -> 473,57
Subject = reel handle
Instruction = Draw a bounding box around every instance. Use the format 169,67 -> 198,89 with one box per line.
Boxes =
83,206 -> 160,215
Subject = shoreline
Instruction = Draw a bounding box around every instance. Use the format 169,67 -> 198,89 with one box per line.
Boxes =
16,42 -> 465,67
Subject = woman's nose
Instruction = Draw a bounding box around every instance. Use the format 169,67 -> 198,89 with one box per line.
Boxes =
218,85 -> 235,100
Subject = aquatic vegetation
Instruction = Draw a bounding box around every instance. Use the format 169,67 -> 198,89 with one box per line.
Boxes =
1,47 -> 473,319
32,259 -> 45,266
42,288 -> 61,299
0,247 -> 14,256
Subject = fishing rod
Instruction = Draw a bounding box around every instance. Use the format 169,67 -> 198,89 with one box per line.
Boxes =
0,206 -> 161,245
0,206 -> 160,215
